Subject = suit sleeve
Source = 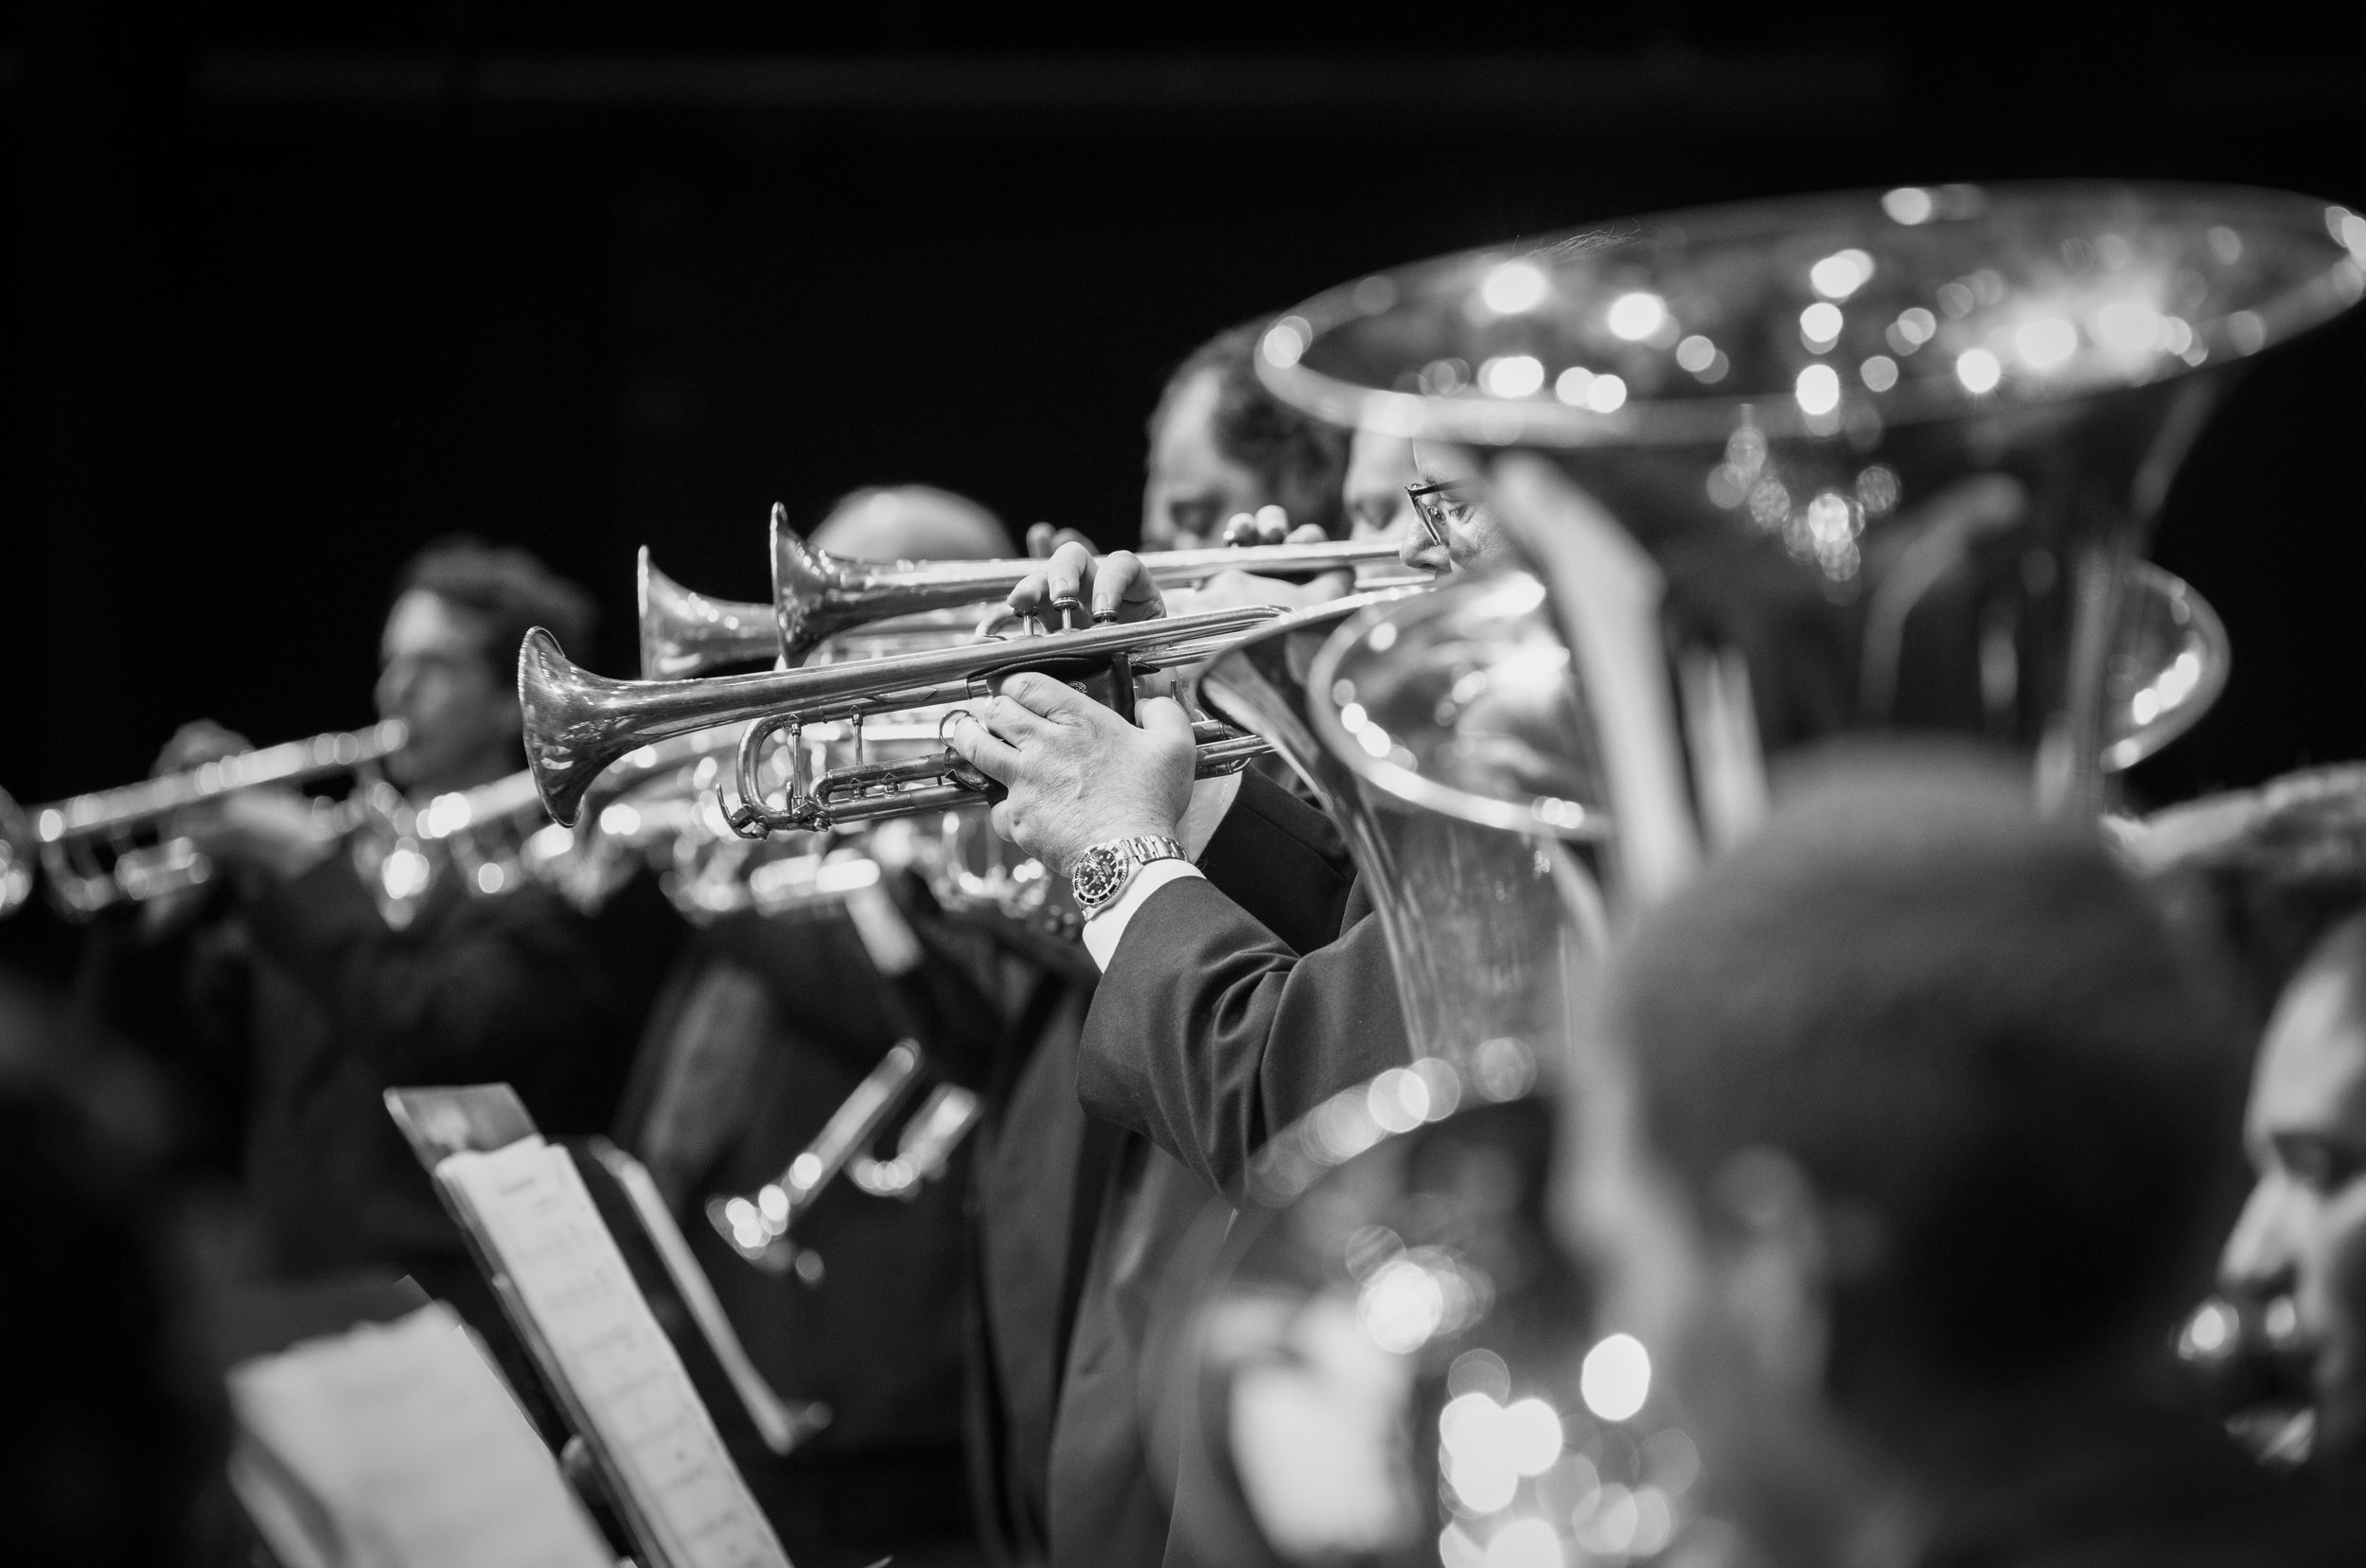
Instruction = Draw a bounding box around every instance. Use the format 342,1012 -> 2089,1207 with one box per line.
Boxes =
1073,877 -> 1407,1196
1191,765 -> 1356,956
243,853 -> 606,1086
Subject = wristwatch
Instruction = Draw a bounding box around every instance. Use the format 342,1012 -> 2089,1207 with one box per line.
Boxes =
1068,835 -> 1187,915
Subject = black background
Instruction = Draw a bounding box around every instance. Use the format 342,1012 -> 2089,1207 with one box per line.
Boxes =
6,6 -> 2363,978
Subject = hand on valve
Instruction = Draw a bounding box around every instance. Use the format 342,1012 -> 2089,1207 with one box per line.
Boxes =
942,674 -> 1197,876
1003,507 -> 1344,627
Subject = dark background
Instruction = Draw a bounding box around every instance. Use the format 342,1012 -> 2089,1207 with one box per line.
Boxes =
6,6 -> 2362,979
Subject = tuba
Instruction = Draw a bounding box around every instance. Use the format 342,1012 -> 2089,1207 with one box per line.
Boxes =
1167,184 -> 2363,1568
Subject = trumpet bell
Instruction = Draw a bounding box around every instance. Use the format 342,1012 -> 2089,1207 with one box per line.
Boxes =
639,548 -> 780,680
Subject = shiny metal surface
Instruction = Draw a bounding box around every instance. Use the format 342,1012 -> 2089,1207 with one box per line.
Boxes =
1260,184 -> 2362,828
634,502 -> 1416,677
710,1039 -> 925,1276
2104,561 -> 2230,771
2,720 -> 408,921
520,602 -> 1286,830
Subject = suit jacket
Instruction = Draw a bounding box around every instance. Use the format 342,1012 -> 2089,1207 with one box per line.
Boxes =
1074,766 -> 1412,1196
1039,768 -> 1412,1568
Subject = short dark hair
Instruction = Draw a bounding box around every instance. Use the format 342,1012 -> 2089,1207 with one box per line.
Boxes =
2130,764 -> 2366,1022
395,536 -> 598,682
1150,321 -> 1351,538
1612,749 -> 2241,1413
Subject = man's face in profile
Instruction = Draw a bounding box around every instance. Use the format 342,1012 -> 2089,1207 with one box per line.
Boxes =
374,589 -> 522,795
1141,371 -> 1272,550
2223,953 -> 2366,1469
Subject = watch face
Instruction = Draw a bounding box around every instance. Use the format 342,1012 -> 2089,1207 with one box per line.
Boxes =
1072,848 -> 1122,906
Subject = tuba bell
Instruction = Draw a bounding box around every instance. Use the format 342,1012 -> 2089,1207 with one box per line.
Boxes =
1167,183 -> 2363,1568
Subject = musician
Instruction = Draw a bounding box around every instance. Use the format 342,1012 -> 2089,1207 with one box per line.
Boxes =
2134,766 -> 2366,1489
1141,321 -> 1350,550
1575,752 -> 2362,1567
135,539 -> 668,1346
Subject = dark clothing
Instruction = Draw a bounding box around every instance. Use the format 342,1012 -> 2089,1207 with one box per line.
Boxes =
1018,768 -> 1409,1568
1076,766 -> 1408,1196
238,849 -> 642,1277
1917,1392 -> 2366,1568
619,889 -> 1015,1568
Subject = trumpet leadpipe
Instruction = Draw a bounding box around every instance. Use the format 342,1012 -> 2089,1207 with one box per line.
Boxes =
636,503 -> 1416,677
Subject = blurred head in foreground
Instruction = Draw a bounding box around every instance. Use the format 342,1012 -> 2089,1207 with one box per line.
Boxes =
1574,750 -> 2245,1564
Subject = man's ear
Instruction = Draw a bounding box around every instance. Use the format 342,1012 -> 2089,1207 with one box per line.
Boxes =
1704,1146 -> 1846,1395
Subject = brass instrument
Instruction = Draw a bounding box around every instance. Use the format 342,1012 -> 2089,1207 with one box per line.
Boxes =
350,766 -> 607,925
0,721 -> 407,920
709,1040 -> 925,1277
521,603 -> 1289,833
636,507 -> 1415,677
708,1032 -> 986,1277
1167,185 -> 2362,1568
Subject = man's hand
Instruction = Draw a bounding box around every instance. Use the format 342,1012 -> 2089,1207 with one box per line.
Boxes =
153,719 -> 253,777
944,672 -> 1195,873
177,788 -> 340,886
1005,541 -> 1165,627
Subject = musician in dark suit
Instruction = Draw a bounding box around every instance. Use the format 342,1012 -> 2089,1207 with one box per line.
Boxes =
945,534 -> 1440,1566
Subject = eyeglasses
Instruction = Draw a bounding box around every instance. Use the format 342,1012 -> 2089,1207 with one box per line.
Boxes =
1404,480 -> 1487,549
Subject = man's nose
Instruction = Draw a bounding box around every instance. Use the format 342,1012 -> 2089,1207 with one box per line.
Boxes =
2221,1177 -> 2300,1297
1399,529 -> 1448,573
375,662 -> 411,717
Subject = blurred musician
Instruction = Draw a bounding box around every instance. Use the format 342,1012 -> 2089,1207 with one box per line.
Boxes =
626,485 -> 1056,1566
94,539 -> 673,1359
2140,766 -> 2366,1490
1574,753 -> 2362,1568
1140,321 -> 1349,551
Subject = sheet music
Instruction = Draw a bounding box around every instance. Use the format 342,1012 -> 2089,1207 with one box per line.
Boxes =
228,1302 -> 612,1568
439,1136 -> 792,1568
592,1140 -> 821,1455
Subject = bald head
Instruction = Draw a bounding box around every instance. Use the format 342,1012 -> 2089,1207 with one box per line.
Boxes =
813,485 -> 1014,562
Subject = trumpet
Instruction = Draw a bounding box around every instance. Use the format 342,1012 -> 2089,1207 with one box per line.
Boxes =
636,504 -> 1417,677
521,602 -> 1287,833
0,721 -> 408,920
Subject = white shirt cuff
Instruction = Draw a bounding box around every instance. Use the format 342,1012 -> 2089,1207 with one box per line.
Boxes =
1177,769 -> 1243,859
1076,769 -> 1244,973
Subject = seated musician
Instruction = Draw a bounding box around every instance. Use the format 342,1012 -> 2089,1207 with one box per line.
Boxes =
1576,751 -> 2363,1566
133,540 -> 671,1359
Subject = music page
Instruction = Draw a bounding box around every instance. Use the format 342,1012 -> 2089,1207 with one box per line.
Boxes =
227,1301 -> 612,1568
438,1136 -> 792,1568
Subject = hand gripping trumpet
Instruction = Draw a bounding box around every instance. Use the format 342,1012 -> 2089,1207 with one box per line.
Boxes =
521,601 -> 1289,836
635,503 -> 1415,677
